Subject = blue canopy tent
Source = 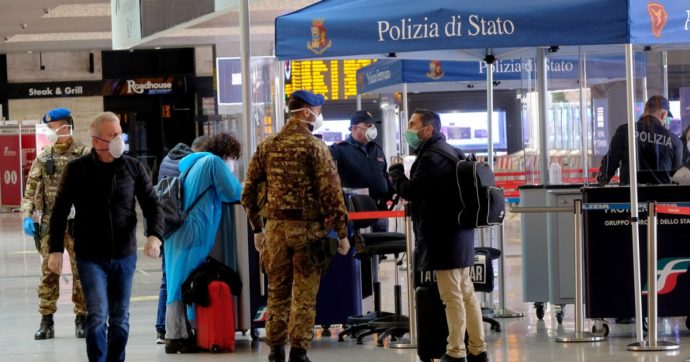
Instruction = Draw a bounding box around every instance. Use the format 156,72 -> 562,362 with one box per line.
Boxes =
275,0 -> 690,350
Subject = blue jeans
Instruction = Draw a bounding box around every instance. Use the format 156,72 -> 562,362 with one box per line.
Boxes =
77,254 -> 137,362
155,247 -> 167,333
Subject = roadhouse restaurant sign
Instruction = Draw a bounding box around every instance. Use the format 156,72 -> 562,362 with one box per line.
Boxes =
102,76 -> 190,96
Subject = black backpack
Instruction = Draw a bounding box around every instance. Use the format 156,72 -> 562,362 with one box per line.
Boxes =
154,164 -> 211,237
429,146 -> 505,228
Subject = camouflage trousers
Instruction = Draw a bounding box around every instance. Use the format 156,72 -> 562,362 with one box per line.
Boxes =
262,220 -> 322,350
38,229 -> 87,316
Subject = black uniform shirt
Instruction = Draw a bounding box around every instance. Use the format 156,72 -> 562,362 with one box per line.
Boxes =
329,135 -> 393,206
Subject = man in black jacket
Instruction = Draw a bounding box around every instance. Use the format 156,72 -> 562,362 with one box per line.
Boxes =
47,112 -> 164,362
597,95 -> 683,185
389,109 -> 488,362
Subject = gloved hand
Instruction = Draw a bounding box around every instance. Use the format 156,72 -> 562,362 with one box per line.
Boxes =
23,217 -> 36,236
254,232 -> 265,253
144,236 -> 162,258
337,237 -> 350,255
388,163 -> 405,179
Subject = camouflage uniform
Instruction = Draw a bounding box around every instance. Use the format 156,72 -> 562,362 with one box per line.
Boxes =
242,119 -> 348,350
22,138 -> 89,316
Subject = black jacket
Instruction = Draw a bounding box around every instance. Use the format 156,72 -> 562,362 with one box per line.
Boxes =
49,150 -> 164,260
598,115 -> 683,185
389,134 -> 474,271
329,136 -> 393,207
157,143 -> 193,183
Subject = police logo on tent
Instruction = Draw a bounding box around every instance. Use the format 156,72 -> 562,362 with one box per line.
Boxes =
307,18 -> 333,55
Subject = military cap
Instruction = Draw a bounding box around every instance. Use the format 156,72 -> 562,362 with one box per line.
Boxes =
42,108 -> 72,124
291,90 -> 325,107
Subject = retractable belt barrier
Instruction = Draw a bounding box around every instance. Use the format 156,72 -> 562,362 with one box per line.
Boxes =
347,210 -> 406,220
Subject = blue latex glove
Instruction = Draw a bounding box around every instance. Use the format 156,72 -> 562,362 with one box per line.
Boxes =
23,217 -> 36,236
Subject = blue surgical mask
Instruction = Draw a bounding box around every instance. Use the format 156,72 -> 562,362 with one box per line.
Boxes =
404,128 -> 422,149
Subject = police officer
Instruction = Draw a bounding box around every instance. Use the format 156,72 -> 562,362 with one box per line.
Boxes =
329,110 -> 394,229
597,95 -> 683,185
21,107 -> 89,339
242,90 -> 350,362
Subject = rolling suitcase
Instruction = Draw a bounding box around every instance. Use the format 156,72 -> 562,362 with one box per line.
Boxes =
196,280 -> 236,353
415,278 -> 449,362
315,240 -> 362,329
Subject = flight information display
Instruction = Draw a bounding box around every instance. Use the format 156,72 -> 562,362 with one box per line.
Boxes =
284,59 -> 375,101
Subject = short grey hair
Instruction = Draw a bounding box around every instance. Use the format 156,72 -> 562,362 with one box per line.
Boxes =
191,135 -> 209,152
89,112 -> 119,137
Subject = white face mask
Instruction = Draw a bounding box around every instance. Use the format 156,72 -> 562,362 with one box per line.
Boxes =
109,135 -> 126,158
95,135 -> 126,158
365,125 -> 378,142
225,159 -> 235,173
46,125 -> 72,143
291,108 -> 323,132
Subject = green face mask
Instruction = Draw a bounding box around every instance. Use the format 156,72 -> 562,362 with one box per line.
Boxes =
404,128 -> 422,149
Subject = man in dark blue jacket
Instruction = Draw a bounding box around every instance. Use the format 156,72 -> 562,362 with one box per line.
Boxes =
597,95 -> 683,185
389,109 -> 488,362
330,111 -> 393,231
48,112 -> 164,362
154,135 -> 207,344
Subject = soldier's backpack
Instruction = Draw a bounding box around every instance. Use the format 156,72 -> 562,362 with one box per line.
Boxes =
428,145 -> 505,228
155,165 -> 211,237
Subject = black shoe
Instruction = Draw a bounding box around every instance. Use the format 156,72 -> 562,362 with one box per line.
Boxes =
156,331 -> 166,344
268,344 -> 286,362
440,353 -> 467,362
75,315 -> 86,338
165,338 -> 198,354
467,351 -> 489,362
34,314 -> 55,340
288,347 -> 311,362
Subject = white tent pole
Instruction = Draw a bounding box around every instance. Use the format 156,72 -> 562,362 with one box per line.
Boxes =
537,48 -> 549,184
239,0 -> 252,175
662,51 -> 668,99
623,43 -> 644,347
487,56 -> 494,169
579,47 -> 589,185
402,83 -> 409,156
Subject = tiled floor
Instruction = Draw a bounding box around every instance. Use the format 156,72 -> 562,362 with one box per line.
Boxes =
0,211 -> 689,361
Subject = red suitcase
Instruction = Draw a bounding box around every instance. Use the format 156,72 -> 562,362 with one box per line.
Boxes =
195,280 -> 236,353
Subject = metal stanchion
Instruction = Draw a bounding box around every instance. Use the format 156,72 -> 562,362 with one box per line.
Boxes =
391,204 -> 417,349
556,199 -> 605,342
628,201 -> 679,351
494,222 -> 524,318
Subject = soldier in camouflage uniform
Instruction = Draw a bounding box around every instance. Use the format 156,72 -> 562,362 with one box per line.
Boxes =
21,108 -> 89,340
242,90 -> 350,362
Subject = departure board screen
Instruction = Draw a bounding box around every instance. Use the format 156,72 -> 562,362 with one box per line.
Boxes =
284,59 -> 375,101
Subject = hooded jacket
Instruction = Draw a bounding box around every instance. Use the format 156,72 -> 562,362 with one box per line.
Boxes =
158,143 -> 193,183
164,152 -> 242,304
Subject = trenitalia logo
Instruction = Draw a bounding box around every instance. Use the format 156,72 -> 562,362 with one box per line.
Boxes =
647,2 -> 668,38
642,258 -> 690,295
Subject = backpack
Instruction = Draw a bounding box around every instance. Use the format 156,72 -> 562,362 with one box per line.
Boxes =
428,146 -> 505,228
154,164 -> 211,237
